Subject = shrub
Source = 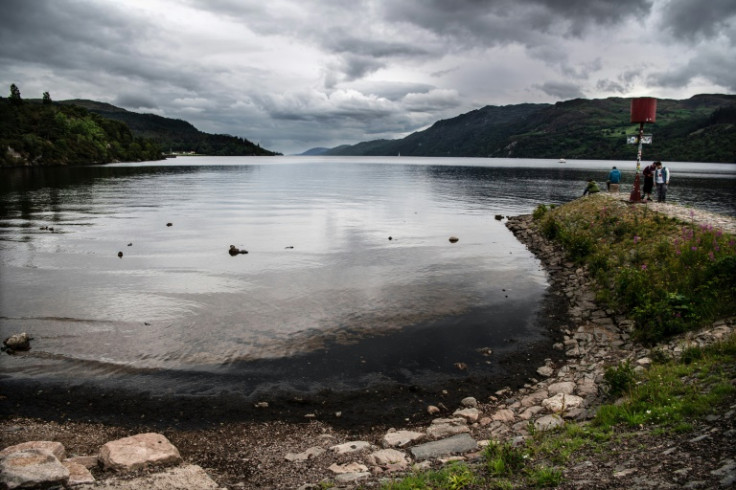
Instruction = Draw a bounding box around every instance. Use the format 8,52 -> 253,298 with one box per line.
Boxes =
533,204 -> 549,220
604,361 -> 635,398
484,441 -> 526,477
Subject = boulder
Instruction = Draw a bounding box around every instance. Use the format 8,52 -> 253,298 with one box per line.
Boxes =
536,365 -> 554,377
460,396 -> 478,408
576,378 -> 598,397
542,393 -> 585,414
453,408 -> 480,423
64,460 -> 96,486
382,430 -> 424,448
3,332 -> 31,352
534,414 -> 565,432
491,409 -> 515,423
366,449 -> 408,466
99,433 -> 182,472
410,434 -> 478,461
0,448 -> 69,489
548,381 -> 576,396
0,441 -> 66,461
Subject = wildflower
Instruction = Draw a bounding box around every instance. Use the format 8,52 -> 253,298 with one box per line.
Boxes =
691,246 -> 698,251
641,264 -> 647,270
708,252 -> 715,261
633,235 -> 641,244
675,249 -> 681,255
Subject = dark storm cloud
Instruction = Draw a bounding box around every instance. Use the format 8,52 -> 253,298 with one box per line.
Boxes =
659,0 -> 736,41
1,0 -> 731,154
535,81 -> 585,99
649,49 -> 736,92
381,0 -> 653,47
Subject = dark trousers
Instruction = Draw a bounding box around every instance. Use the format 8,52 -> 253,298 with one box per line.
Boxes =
656,183 -> 668,202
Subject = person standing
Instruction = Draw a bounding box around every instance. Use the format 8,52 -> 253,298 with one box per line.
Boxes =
607,166 -> 621,191
654,161 -> 670,202
642,161 -> 657,201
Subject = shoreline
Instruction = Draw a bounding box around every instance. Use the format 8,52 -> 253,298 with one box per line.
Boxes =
3,198 -> 736,488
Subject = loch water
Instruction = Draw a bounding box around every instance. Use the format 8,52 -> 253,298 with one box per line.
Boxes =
1,156 -> 735,409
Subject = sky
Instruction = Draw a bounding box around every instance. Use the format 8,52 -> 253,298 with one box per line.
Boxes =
1,0 -> 735,155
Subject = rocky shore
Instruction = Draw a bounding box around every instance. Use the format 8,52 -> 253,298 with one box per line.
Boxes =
2,200 -> 736,489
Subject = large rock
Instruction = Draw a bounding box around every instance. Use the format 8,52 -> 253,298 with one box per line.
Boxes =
0,448 -> 70,489
548,381 -> 576,396
425,422 -> 470,440
64,460 -> 96,486
534,414 -> 565,432
410,434 -> 478,461
3,332 -> 31,351
0,441 -> 66,461
491,409 -> 515,423
75,464 -> 219,489
382,430 -> 424,448
453,408 -> 480,423
541,393 -> 585,414
99,433 -> 182,472
366,449 -> 408,466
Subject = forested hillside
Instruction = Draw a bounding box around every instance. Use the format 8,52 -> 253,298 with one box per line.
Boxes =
61,99 -> 279,157
325,95 -> 736,163
1,86 -> 162,167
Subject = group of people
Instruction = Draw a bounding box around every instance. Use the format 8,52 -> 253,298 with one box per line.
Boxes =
582,161 -> 670,202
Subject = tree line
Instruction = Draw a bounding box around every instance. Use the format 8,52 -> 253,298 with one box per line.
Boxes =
1,84 -> 164,167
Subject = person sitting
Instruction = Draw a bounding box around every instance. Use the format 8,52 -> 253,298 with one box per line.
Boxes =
607,166 -> 621,192
583,179 -> 600,196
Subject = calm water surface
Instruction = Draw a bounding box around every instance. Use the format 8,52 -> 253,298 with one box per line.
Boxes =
1,156 -> 735,401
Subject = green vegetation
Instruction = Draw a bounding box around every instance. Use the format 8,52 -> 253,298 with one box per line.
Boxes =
326,95 -> 736,162
1,86 -> 162,166
60,99 -> 280,157
535,196 -> 736,343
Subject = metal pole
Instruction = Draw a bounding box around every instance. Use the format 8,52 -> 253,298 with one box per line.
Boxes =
629,122 -> 645,202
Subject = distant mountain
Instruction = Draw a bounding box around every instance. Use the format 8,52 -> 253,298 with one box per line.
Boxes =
325,95 -> 736,163
298,147 -> 331,156
60,99 -> 280,156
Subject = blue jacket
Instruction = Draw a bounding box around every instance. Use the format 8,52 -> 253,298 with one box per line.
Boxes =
608,168 -> 621,183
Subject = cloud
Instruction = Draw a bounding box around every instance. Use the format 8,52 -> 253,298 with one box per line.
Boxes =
658,0 -> 736,41
534,81 -> 585,99
0,0 -> 731,154
648,48 -> 736,92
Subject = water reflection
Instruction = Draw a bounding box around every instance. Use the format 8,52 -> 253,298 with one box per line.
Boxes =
1,157 -> 734,398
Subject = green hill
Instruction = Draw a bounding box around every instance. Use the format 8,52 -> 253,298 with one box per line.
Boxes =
1,90 -> 163,167
325,95 -> 736,163
60,99 -> 280,157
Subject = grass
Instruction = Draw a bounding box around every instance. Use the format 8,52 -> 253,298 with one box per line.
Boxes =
532,196 -> 736,343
